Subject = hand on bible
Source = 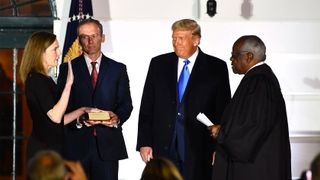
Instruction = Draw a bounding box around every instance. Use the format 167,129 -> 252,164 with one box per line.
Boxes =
85,109 -> 119,128
98,111 -> 119,128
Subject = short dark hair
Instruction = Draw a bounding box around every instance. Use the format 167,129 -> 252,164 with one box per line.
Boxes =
77,18 -> 103,36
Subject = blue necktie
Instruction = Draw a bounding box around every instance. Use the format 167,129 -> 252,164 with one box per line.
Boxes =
178,60 -> 190,102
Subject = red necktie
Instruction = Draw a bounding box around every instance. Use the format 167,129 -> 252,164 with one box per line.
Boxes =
91,61 -> 98,136
91,61 -> 98,89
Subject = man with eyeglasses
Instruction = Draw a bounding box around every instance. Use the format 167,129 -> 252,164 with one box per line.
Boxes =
57,18 -> 133,180
209,35 -> 291,180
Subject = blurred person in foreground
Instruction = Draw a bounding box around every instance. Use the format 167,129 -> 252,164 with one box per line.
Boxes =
311,152 -> 320,180
27,150 -> 87,180
209,35 -> 291,180
137,18 -> 231,180
20,31 -> 91,162
299,152 -> 320,180
141,157 -> 183,180
57,18 -> 133,180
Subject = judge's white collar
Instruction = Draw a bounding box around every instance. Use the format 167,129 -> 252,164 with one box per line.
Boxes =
246,61 -> 265,74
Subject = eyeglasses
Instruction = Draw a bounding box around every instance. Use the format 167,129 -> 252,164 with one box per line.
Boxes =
231,51 -> 251,58
79,33 -> 100,41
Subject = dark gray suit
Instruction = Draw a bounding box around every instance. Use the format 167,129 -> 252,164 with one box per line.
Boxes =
137,49 -> 231,180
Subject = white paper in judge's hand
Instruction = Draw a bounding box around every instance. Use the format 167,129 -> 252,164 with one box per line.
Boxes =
196,112 -> 214,126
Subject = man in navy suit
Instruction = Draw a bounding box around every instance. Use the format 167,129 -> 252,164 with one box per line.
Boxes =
136,19 -> 231,180
57,18 -> 133,180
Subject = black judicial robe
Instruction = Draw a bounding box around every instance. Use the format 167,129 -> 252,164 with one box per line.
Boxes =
212,64 -> 291,180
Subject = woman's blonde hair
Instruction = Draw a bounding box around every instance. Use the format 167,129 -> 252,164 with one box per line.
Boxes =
20,31 -> 56,83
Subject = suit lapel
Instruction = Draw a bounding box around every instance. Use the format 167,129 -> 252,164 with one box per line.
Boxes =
167,53 -> 179,102
95,55 -> 109,90
77,56 -> 93,91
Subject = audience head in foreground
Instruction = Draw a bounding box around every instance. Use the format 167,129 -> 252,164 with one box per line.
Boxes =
141,157 -> 183,180
27,150 -> 87,180
311,152 -> 320,180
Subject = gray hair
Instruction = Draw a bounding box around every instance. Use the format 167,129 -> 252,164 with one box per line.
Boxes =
240,35 -> 266,61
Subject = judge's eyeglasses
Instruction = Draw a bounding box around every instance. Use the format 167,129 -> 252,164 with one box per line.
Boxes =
231,51 -> 251,58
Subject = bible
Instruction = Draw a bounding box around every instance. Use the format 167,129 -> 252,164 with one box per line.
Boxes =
88,112 -> 110,121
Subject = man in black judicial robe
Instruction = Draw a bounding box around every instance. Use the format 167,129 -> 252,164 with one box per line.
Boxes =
209,35 -> 292,180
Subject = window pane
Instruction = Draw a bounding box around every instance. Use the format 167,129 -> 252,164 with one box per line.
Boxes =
0,48 -> 28,179
0,139 -> 23,176
0,0 -> 51,16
